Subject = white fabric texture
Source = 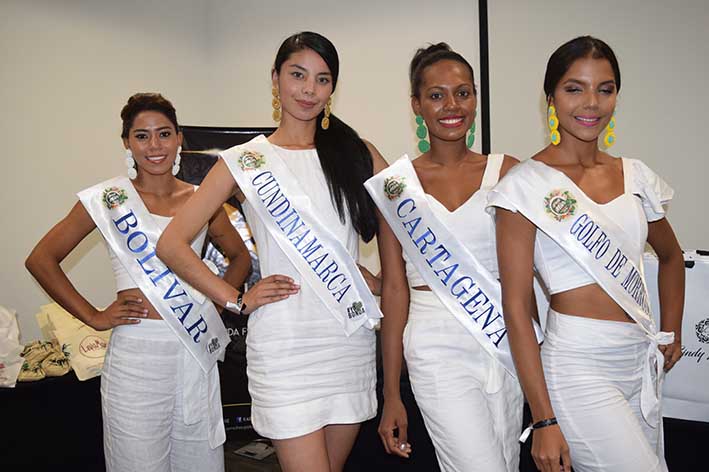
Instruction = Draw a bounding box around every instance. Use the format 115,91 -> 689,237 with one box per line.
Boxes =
242,145 -> 376,440
401,155 -> 521,471
541,310 -> 667,472
102,319 -> 224,472
403,154 -> 504,286
108,212 -> 207,292
487,157 -> 672,295
405,289 -> 522,472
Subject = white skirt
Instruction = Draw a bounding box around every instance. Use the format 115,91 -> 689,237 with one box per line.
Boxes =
102,319 -> 225,472
246,285 -> 377,440
541,309 -> 667,472
403,289 -> 522,472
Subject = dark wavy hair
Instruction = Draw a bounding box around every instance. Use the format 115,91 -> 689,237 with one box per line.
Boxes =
409,42 -> 476,98
544,36 -> 621,99
274,32 -> 377,242
120,93 -> 179,138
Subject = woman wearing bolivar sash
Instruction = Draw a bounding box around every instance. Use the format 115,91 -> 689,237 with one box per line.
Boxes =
157,32 -> 387,471
488,36 -> 685,472
370,43 -> 535,471
24,93 -> 263,471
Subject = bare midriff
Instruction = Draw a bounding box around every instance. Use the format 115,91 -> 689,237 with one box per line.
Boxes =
550,283 -> 633,322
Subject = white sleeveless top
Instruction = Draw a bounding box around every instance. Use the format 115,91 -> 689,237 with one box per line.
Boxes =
109,207 -> 207,292
404,154 -> 505,287
489,157 -> 673,295
242,146 -> 360,302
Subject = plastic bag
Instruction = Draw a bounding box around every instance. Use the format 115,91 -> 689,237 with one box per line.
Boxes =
0,305 -> 24,388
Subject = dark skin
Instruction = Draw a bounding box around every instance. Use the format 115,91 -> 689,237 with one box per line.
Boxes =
377,59 -> 520,458
25,110 -> 251,329
496,57 -> 684,472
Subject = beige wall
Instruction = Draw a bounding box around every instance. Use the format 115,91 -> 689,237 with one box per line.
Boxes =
3,0 -> 706,343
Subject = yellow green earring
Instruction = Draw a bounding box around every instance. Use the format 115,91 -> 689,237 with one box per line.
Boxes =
603,113 -> 616,147
416,115 -> 430,153
272,86 -> 281,122
548,105 -> 560,145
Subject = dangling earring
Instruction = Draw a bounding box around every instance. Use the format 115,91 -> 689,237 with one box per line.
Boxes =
272,86 -> 281,122
172,146 -> 182,176
548,105 -> 560,146
125,149 -> 137,180
603,113 -> 616,147
321,97 -> 332,130
467,112 -> 477,148
416,115 -> 430,153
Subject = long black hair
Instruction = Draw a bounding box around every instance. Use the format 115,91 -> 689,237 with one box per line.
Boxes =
274,32 -> 378,242
544,36 -> 621,99
409,42 -> 476,98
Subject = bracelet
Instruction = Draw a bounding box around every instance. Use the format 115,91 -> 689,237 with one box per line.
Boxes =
225,293 -> 248,315
532,417 -> 558,430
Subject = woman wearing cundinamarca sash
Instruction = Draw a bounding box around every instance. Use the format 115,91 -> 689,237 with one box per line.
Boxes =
25,93 -> 253,471
487,37 -> 684,472
371,43 -> 534,471
157,32 -> 387,471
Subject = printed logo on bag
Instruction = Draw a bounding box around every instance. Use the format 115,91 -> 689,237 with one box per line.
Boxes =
207,337 -> 221,354
102,187 -> 128,210
79,335 -> 108,358
696,318 -> 709,344
383,176 -> 406,200
238,150 -> 266,171
544,189 -> 577,222
346,301 -> 365,319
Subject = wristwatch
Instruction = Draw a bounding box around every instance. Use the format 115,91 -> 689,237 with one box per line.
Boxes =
225,293 -> 248,315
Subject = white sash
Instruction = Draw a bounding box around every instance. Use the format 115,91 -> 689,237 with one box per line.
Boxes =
78,177 -> 230,373
220,135 -> 382,336
365,156 -> 543,378
493,159 -> 673,425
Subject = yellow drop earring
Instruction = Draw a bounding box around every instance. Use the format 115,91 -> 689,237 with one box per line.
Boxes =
321,97 -> 332,130
603,113 -> 616,147
272,86 -> 281,122
548,105 -> 560,145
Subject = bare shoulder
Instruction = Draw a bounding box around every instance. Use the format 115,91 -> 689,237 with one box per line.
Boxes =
499,154 -> 521,178
363,139 -> 389,174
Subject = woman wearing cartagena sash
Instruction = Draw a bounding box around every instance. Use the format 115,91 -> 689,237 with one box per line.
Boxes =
157,32 -> 387,471
489,36 -> 684,472
24,93 -> 278,472
368,43 -> 534,471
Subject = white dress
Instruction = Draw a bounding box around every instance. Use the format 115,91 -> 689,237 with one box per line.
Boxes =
402,154 -> 522,472
242,146 -> 377,440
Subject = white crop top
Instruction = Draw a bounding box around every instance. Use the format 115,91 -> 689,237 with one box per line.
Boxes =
403,154 -> 505,287
487,157 -> 674,295
108,213 -> 207,293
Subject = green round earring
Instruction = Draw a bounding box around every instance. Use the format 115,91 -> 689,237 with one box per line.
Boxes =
467,121 -> 476,148
416,115 -> 430,153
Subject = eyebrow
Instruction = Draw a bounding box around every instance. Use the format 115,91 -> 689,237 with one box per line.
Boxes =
563,78 -> 616,87
132,126 -> 173,133
288,63 -> 332,76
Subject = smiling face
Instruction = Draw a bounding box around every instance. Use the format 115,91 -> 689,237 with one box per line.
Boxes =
550,56 -> 618,144
412,59 -> 476,144
273,48 -> 334,125
123,110 -> 182,177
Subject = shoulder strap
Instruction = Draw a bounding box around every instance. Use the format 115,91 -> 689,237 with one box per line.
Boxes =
480,154 -> 505,190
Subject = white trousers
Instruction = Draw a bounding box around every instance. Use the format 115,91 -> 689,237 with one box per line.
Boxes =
541,309 -> 667,472
403,289 -> 522,472
101,319 -> 225,472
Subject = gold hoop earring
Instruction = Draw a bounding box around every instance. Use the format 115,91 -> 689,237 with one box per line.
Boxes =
321,97 -> 332,130
272,86 -> 281,122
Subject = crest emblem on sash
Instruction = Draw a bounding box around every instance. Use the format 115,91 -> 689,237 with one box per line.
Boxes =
544,189 -> 577,221
102,187 -> 128,209
238,150 -> 266,171
347,301 -> 365,319
207,337 -> 221,354
383,176 -> 406,200
696,318 -> 709,344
